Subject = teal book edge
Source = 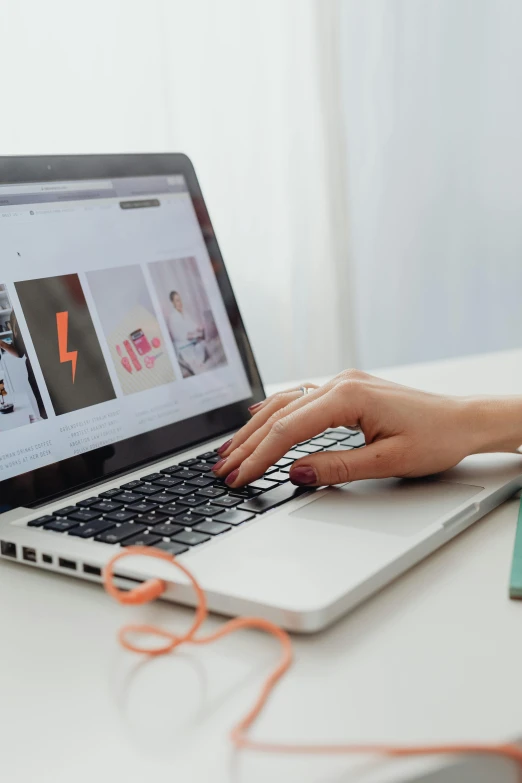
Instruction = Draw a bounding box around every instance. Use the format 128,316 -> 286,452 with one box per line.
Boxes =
509,497 -> 522,599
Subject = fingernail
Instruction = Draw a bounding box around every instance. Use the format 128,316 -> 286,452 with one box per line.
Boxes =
290,466 -> 317,486
212,458 -> 227,472
248,402 -> 263,413
225,468 -> 240,486
217,439 -> 232,454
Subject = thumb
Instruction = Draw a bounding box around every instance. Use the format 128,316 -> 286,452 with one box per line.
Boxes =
289,439 -> 403,486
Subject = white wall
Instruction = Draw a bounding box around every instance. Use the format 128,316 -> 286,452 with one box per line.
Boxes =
340,0 -> 522,370
0,0 -> 350,384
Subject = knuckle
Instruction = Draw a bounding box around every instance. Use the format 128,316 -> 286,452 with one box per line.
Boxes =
325,453 -> 351,484
271,416 -> 290,438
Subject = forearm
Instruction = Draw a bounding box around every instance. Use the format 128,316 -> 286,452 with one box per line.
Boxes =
465,396 -> 522,454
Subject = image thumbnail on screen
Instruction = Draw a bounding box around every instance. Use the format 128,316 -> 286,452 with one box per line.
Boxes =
86,264 -> 175,396
0,283 -> 48,432
15,274 -> 116,416
148,257 -> 227,378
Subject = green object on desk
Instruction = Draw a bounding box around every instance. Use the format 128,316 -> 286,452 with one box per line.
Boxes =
509,497 -> 522,599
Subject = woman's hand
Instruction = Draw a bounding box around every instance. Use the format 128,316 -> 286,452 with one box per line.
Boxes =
212,370 -> 522,488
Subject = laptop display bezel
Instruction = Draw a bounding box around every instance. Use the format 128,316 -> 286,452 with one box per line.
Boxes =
0,154 -> 265,509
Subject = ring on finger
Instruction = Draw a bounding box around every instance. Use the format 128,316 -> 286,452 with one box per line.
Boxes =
298,385 -> 310,397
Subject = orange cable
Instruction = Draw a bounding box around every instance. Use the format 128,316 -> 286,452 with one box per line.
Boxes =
104,547 -> 522,771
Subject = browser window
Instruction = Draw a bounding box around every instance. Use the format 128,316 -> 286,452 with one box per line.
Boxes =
0,175 -> 251,482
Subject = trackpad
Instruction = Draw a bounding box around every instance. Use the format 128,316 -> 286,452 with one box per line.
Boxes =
290,478 -> 484,537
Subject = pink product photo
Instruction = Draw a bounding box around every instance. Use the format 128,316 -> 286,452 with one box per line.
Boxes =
124,339 -> 142,371
116,344 -> 133,374
130,328 -> 152,356
151,337 -> 161,349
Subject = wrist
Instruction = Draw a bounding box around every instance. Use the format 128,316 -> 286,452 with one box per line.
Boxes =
461,396 -> 522,454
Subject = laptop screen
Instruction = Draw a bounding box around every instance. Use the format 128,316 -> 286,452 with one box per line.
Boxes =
0,165 -> 261,507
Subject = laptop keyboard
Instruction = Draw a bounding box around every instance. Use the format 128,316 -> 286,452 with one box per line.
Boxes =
26,428 -> 365,557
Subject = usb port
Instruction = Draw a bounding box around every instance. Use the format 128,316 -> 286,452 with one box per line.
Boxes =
22,547 -> 37,563
0,541 -> 17,558
58,557 -> 76,571
42,554 -> 53,564
83,564 -> 101,577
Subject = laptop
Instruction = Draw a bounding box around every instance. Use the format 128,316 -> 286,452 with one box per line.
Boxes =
1,154 -> 521,633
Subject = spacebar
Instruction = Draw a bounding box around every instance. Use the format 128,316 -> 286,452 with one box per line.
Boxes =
237,483 -> 311,514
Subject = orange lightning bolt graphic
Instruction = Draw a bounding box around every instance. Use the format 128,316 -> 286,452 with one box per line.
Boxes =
56,311 -> 78,383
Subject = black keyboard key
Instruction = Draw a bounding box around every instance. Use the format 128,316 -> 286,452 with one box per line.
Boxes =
53,505 -> 78,517
67,509 -> 102,523
159,465 -> 181,475
69,519 -> 116,539
238,484 -> 311,514
152,523 -> 184,537
213,495 -> 242,509
139,512 -> 168,525
44,518 -> 78,532
154,540 -> 189,556
28,515 -> 54,527
99,488 -> 122,499
121,480 -> 144,490
77,497 -> 99,508
141,473 -> 164,482
104,510 -> 138,523
193,520 -> 231,536
162,504 -> 186,518
131,484 -> 158,496
95,523 -> 147,544
149,492 -> 179,505
152,477 -> 183,489
91,500 -> 123,513
196,486 -> 226,499
262,471 -> 289,483
168,485 -> 195,497
215,510 -> 255,526
171,468 -> 199,480
113,492 -> 144,504
179,457 -> 199,466
126,501 -> 159,514
197,451 -> 218,460
186,476 -> 215,488
197,504 -> 225,517
295,443 -> 322,454
177,495 -> 207,508
249,479 -> 278,491
228,486 -> 262,499
190,462 -> 213,473
173,512 -> 204,526
171,530 -> 210,547
123,532 -> 163,547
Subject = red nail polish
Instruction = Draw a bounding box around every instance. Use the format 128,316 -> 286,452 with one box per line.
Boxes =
217,439 -> 232,454
248,402 -> 263,413
290,466 -> 317,486
225,468 -> 240,486
216,438 -> 232,454
212,458 -> 227,472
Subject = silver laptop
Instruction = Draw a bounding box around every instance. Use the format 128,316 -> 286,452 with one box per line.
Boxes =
1,154 -> 521,633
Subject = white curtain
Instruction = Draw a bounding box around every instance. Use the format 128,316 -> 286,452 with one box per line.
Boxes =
0,0 -> 353,384
339,0 -> 522,369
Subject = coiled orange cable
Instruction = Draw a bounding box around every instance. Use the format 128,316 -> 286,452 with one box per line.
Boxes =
104,547 -> 522,771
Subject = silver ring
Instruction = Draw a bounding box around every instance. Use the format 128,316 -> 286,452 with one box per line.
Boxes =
298,385 -> 310,397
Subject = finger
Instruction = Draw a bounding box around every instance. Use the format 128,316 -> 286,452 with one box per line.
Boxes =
246,383 -> 319,417
213,384 -> 331,477
289,438 -> 406,486
215,391 -> 303,458
223,386 -> 357,487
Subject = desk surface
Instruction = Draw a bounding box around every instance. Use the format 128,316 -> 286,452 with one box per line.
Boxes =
3,349 -> 522,783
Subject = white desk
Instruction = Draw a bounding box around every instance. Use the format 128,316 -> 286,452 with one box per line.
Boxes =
2,349 -> 522,783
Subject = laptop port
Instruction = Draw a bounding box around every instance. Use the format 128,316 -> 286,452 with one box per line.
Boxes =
58,557 -> 76,571
42,554 -> 53,564
83,564 -> 101,577
1,541 -> 17,558
22,547 -> 37,563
